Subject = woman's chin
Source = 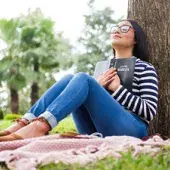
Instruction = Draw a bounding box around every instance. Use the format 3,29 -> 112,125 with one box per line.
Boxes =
111,41 -> 122,48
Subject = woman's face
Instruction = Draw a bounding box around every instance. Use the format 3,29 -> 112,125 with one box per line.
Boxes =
110,21 -> 135,49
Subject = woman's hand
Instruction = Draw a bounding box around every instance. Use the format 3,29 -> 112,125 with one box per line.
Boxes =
107,73 -> 121,92
96,68 -> 117,88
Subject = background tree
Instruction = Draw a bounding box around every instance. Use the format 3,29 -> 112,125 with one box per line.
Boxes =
128,0 -> 170,136
0,9 -> 72,113
73,0 -> 120,75
0,19 -> 26,113
19,9 -> 71,105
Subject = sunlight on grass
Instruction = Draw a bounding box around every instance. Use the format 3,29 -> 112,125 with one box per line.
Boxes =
0,120 -> 12,130
0,116 -> 77,134
52,116 -> 77,134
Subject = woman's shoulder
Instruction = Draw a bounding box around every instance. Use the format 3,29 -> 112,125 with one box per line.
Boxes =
135,58 -> 156,71
134,58 -> 158,82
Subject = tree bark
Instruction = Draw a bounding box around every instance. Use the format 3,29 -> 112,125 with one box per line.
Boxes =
31,60 -> 39,106
128,0 -> 170,136
31,82 -> 39,106
10,86 -> 19,113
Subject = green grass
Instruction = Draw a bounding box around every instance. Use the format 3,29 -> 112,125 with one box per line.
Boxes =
0,120 -> 12,130
52,116 -> 77,134
38,147 -> 170,170
0,116 -> 77,134
0,117 -> 170,170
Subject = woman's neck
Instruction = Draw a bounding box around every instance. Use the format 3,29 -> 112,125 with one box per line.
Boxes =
114,48 -> 133,59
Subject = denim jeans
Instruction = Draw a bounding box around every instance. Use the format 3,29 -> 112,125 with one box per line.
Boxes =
23,73 -> 148,138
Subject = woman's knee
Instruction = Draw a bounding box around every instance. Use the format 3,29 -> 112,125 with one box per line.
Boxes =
75,72 -> 100,90
75,72 -> 91,80
62,74 -> 74,81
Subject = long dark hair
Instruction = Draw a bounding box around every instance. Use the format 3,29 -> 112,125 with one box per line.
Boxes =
112,19 -> 149,62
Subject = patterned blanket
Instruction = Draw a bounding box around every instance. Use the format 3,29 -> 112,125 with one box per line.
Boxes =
0,133 -> 169,170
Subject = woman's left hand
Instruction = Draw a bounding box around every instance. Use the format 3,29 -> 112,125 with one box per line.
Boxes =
107,74 -> 121,92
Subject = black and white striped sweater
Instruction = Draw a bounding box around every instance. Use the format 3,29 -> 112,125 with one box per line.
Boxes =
112,58 -> 158,124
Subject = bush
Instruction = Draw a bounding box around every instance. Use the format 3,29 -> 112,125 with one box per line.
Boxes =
4,113 -> 22,120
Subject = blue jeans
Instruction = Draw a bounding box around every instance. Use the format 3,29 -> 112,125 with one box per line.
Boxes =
23,73 -> 148,138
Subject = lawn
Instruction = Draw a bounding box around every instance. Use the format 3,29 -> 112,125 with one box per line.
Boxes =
39,147 -> 170,170
0,116 -> 170,170
0,115 -> 77,134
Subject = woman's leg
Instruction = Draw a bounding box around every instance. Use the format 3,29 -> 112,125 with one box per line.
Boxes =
23,74 -> 74,121
3,72 -> 147,140
72,105 -> 97,135
39,72 -> 147,138
0,74 -> 74,137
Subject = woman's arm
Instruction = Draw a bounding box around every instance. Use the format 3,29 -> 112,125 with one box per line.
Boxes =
112,64 -> 158,122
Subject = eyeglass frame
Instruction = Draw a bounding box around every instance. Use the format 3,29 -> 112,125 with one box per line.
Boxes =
110,24 -> 134,34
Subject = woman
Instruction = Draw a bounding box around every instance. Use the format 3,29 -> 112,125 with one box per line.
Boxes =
0,20 -> 158,141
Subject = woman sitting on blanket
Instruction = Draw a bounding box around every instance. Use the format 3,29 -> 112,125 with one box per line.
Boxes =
0,20 -> 158,141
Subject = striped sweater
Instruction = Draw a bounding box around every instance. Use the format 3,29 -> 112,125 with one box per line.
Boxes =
112,58 -> 158,124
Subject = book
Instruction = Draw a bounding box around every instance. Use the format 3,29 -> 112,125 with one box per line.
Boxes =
93,57 -> 137,92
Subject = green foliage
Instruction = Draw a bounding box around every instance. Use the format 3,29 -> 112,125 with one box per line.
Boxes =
0,18 -> 27,90
0,18 -> 20,43
19,9 -> 71,75
0,8 -> 72,112
4,113 -> 22,120
73,1 -> 121,75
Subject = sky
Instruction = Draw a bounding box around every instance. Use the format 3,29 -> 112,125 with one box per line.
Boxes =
0,0 -> 128,44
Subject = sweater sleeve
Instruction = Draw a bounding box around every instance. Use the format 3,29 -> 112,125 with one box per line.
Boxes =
111,64 -> 158,122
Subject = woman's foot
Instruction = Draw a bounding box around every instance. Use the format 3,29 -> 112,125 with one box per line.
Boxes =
0,117 -> 51,142
0,118 -> 29,136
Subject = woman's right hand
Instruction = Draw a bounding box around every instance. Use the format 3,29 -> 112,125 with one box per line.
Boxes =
96,68 -> 117,88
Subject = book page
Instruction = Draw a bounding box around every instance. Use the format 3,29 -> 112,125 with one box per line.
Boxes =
93,60 -> 111,79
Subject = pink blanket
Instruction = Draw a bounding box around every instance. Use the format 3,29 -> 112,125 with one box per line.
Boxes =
0,134 -> 169,170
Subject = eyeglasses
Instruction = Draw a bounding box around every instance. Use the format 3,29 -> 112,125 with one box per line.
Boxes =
110,25 -> 134,34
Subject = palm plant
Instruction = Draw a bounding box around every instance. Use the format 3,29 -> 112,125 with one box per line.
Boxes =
0,18 -> 26,113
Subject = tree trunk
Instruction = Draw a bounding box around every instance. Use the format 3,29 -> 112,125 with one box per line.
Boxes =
31,61 -> 39,106
10,86 -> 19,113
128,0 -> 170,136
31,82 -> 39,106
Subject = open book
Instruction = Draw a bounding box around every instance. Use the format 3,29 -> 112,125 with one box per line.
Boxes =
93,57 -> 137,92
